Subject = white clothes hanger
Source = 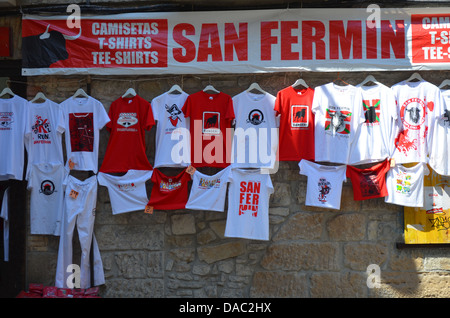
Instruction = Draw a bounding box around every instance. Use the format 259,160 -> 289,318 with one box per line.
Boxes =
72,88 -> 89,99
358,75 -> 380,87
405,72 -> 424,82
30,92 -> 47,103
292,78 -> 309,88
203,84 -> 220,94
122,87 -> 137,98
246,82 -> 266,94
439,79 -> 450,89
168,84 -> 184,95
0,87 -> 15,98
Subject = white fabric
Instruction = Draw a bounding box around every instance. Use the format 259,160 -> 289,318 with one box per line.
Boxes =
429,89 -> 450,175
391,80 -> 444,164
299,159 -> 347,210
225,168 -> 274,241
348,83 -> 397,165
1,187 -> 9,262
151,91 -> 190,168
385,163 -> 429,207
25,99 -> 65,180
0,95 -> 28,181
60,96 -> 110,173
312,83 -> 362,164
98,170 -> 153,215
55,175 -> 105,289
27,163 -> 66,236
231,91 -> 278,170
185,166 -> 231,212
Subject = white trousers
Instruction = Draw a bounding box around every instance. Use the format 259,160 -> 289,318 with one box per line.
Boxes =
55,175 -> 105,289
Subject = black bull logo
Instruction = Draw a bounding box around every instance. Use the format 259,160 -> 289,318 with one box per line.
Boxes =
22,24 -> 81,68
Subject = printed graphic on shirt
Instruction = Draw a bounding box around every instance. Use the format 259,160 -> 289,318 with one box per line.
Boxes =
116,182 -> 136,192
291,105 -> 309,128
69,113 -> 94,152
325,108 -> 352,135
400,97 -> 426,130
0,112 -> 13,130
360,174 -> 381,197
165,103 -> 183,127
318,178 -> 331,203
247,109 -> 265,125
198,177 -> 221,189
239,181 -> 260,217
202,111 -> 220,134
395,172 -> 411,194
39,180 -> 56,195
363,99 -> 381,125
443,109 -> 450,126
32,115 -> 52,143
117,112 -> 138,131
160,178 -> 182,191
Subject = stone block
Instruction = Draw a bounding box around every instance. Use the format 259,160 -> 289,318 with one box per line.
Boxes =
171,214 -> 196,235
250,271 -> 308,297
327,213 -> 366,241
310,272 -> 367,298
197,242 -> 246,264
344,242 -> 388,271
273,212 -> 323,241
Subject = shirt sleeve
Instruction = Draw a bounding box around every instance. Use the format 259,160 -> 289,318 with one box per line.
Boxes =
97,101 -> 111,130
145,100 -> 156,131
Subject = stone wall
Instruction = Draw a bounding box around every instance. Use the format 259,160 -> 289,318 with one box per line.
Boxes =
23,70 -> 450,298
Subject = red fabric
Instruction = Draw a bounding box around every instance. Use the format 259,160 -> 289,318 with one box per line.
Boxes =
274,86 -> 315,161
346,159 -> 391,201
147,168 -> 191,210
182,91 -> 235,168
100,95 -> 155,173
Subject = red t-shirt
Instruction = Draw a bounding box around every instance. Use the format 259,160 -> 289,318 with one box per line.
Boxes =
274,86 -> 315,161
346,159 -> 390,201
100,95 -> 155,173
182,91 -> 235,168
147,168 -> 191,210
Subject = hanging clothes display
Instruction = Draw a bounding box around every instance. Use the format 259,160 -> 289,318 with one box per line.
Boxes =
224,168 -> 274,241
98,169 -> 153,215
311,82 -> 363,164
25,98 -> 65,179
151,90 -> 190,168
0,95 -> 28,181
182,90 -> 235,168
274,85 -> 315,162
27,163 -> 65,236
299,159 -> 347,210
230,90 -> 278,170
147,168 -> 191,210
348,83 -> 397,165
60,94 -> 110,173
391,79 -> 444,164
100,94 -> 155,173
346,159 -> 391,201
55,174 -> 105,289
185,166 -> 231,212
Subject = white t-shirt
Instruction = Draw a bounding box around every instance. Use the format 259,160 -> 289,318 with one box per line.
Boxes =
0,95 -> 28,181
225,168 -> 274,241
312,83 -> 363,164
385,163 -> 429,207
25,99 -> 65,179
391,80 -> 444,164
186,166 -> 231,212
98,169 -> 153,214
151,91 -> 190,168
428,89 -> 450,175
27,163 -> 66,236
299,159 -> 347,210
231,91 -> 278,170
348,83 -> 397,165
60,95 -> 110,173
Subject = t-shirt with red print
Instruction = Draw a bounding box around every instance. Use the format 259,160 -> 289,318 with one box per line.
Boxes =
147,168 -> 191,210
182,91 -> 235,168
346,159 -> 390,201
274,86 -> 315,161
100,95 -> 155,173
